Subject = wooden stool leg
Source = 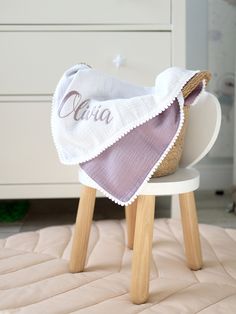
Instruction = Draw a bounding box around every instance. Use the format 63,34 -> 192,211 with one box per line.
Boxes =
131,195 -> 155,304
69,185 -> 96,273
125,198 -> 137,249
179,191 -> 203,271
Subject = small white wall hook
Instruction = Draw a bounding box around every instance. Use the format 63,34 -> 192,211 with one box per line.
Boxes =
112,54 -> 126,68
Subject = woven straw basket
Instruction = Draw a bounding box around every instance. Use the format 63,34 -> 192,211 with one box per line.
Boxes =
152,71 -> 211,178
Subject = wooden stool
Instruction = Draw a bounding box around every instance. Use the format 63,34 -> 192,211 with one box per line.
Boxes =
69,92 -> 221,304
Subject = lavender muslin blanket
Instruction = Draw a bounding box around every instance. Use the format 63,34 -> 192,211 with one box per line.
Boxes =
51,64 -> 205,205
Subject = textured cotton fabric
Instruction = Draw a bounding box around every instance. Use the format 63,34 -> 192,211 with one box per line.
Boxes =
1,219 -> 236,313
51,65 -> 204,204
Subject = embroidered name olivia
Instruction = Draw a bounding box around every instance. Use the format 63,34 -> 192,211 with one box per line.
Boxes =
58,90 -> 113,124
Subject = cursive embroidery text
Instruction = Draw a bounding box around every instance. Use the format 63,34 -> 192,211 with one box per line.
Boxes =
58,90 -> 113,124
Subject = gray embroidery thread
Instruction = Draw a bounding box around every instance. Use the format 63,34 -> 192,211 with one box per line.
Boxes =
58,90 -> 113,124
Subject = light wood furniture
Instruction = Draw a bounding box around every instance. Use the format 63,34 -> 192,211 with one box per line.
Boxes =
70,92 -> 221,304
0,0 -> 185,199
130,195 -> 156,303
125,199 -> 138,249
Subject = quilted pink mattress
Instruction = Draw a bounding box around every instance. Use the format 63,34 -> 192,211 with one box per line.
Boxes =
0,219 -> 236,313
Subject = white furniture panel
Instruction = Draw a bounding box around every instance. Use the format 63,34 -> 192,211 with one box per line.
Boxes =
0,32 -> 171,94
0,101 -> 78,184
0,0 -> 186,198
0,0 -> 170,24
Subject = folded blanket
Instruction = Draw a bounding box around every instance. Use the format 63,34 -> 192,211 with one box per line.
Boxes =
51,65 -> 206,205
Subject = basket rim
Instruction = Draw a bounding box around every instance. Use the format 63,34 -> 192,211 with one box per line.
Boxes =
182,71 -> 211,99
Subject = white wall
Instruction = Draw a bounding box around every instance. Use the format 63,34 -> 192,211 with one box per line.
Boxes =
186,0 -> 208,70
186,0 -> 233,190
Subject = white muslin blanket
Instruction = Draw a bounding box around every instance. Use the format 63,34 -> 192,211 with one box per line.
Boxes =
51,64 -> 205,205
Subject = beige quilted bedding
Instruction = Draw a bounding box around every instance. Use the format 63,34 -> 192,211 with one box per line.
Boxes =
0,219 -> 236,313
